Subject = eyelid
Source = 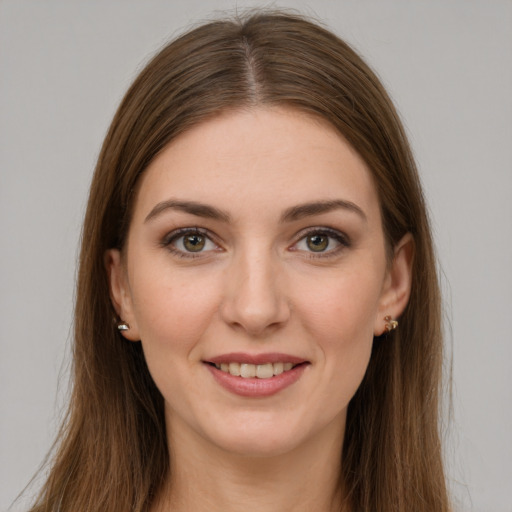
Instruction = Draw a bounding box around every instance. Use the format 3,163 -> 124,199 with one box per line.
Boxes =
290,226 -> 351,256
160,225 -> 350,259
161,227 -> 222,257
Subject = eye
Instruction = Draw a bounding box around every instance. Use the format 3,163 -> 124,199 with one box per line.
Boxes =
304,233 -> 330,252
292,228 -> 349,256
179,233 -> 208,252
163,228 -> 219,256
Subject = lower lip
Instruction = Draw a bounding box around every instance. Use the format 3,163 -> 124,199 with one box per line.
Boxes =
205,363 -> 309,397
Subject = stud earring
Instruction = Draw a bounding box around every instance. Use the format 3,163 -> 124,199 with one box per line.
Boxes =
384,315 -> 398,333
117,322 -> 130,331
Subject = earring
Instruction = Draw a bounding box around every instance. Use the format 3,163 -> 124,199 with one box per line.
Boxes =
384,315 -> 398,333
117,322 -> 130,331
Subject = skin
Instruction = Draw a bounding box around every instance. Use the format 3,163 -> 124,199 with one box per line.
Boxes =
107,107 -> 413,512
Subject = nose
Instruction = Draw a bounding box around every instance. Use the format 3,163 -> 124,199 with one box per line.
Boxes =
220,248 -> 290,337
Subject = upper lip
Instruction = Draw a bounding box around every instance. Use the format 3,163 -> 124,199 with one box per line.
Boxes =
205,352 -> 308,365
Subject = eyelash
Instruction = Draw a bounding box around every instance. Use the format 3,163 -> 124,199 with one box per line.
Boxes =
291,227 -> 351,259
160,226 -> 351,259
161,227 -> 220,259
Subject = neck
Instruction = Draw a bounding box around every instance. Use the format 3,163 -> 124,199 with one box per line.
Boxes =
154,415 -> 347,512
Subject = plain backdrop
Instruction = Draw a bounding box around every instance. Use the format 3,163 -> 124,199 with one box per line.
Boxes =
1,1 -> 511,511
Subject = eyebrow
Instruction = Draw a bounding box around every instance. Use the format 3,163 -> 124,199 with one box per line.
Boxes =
280,199 -> 367,223
144,200 -> 231,223
144,198 -> 366,224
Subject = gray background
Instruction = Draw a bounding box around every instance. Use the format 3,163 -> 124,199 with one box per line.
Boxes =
1,1 -> 511,510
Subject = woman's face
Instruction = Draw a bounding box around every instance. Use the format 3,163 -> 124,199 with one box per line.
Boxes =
108,108 -> 411,457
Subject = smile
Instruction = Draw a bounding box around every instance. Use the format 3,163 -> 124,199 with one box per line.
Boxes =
214,362 -> 295,379
205,353 -> 309,397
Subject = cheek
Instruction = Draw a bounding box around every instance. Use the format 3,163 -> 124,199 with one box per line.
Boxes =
129,267 -> 224,413
300,265 -> 382,338
296,266 -> 382,393
129,262 -> 222,353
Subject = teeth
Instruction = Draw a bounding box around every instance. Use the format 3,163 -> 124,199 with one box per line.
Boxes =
273,362 -> 284,375
256,363 -> 273,379
240,363 -> 256,378
228,362 -> 241,376
215,362 -> 297,379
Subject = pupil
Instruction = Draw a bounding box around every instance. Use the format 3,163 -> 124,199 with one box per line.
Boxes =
307,235 -> 328,252
184,234 -> 205,252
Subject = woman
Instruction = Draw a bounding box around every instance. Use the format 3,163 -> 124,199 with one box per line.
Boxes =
29,11 -> 450,512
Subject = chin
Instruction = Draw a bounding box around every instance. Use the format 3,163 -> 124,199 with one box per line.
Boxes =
199,409 -> 343,460
214,429 -> 307,459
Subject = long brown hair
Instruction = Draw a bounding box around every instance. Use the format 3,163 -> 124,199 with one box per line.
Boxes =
29,10 -> 449,512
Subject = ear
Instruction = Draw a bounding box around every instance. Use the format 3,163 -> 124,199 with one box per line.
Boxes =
105,249 -> 140,341
374,233 -> 414,336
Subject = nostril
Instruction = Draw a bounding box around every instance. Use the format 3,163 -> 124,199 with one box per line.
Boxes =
218,261 -> 291,335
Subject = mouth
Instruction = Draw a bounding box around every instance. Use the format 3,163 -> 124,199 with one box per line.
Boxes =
209,361 -> 301,379
203,353 -> 309,397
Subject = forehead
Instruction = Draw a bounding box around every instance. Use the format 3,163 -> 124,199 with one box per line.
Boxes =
132,107 -> 380,224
